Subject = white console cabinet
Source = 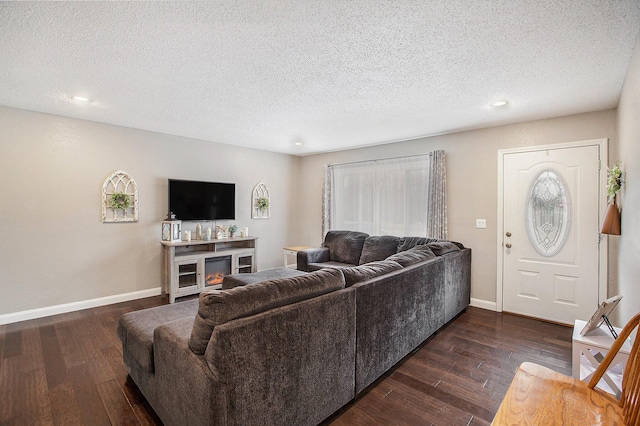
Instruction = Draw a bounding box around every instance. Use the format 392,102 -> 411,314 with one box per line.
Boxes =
161,237 -> 257,303
572,319 -> 631,398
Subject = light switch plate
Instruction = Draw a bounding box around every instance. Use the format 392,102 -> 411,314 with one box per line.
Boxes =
476,219 -> 487,229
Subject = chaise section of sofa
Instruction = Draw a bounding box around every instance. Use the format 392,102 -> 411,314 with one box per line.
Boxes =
117,298 -> 200,407
119,268 -> 356,426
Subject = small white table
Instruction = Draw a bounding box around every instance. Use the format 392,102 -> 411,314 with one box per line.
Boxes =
572,319 -> 632,398
283,246 -> 311,269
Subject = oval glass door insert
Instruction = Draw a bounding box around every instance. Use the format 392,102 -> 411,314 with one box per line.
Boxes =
525,169 -> 571,257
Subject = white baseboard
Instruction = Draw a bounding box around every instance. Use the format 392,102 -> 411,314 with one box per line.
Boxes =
0,287 -> 162,325
470,298 -> 498,311
1,292 -> 499,325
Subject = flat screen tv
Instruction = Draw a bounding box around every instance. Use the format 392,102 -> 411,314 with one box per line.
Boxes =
168,179 -> 235,221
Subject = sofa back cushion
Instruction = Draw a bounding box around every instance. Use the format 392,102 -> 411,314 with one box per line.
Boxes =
323,230 -> 369,265
189,268 -> 345,354
397,237 -> 465,252
427,241 -> 461,256
386,245 -> 436,267
358,235 -> 400,265
397,236 -> 435,252
341,260 -> 403,287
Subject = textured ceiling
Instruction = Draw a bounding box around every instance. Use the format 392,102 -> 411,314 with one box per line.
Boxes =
1,1 -> 639,155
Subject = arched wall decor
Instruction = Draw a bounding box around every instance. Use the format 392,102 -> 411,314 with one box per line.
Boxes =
102,170 -> 139,223
251,182 -> 270,219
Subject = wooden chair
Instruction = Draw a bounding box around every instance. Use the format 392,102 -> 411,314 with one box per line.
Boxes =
491,312 -> 640,425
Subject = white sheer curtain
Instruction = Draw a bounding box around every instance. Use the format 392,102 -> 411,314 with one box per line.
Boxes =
323,153 -> 445,238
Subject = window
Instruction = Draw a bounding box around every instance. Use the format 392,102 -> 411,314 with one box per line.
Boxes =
323,151 -> 446,238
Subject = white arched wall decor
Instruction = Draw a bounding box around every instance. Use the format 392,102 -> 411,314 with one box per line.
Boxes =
251,182 -> 270,219
102,170 -> 139,223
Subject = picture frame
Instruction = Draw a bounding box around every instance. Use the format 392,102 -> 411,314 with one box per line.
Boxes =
580,295 -> 623,337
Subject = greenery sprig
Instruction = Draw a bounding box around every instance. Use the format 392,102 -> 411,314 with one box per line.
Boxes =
256,197 -> 269,210
606,161 -> 623,202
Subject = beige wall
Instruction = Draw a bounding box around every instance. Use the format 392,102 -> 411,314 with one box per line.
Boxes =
298,110 -> 618,305
2,64 -> 634,322
0,106 -> 301,317
616,33 -> 640,326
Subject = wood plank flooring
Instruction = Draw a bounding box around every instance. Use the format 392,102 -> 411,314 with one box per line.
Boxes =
0,299 -> 572,425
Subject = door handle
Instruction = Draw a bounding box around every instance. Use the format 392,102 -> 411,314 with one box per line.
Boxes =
506,232 -> 512,237
505,243 -> 512,248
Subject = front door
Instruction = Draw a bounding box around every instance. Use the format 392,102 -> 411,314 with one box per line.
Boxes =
501,142 -> 604,324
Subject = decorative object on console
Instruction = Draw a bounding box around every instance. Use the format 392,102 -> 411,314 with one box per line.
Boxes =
102,170 -> 138,223
580,294 -> 623,338
252,182 -> 270,219
229,224 -> 238,237
161,212 -> 182,243
215,225 -> 229,239
600,161 -> 623,235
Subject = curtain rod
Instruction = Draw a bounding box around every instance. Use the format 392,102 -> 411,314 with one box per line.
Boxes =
326,151 -> 436,168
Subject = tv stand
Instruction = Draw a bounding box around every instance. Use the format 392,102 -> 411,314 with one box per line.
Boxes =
161,237 -> 257,303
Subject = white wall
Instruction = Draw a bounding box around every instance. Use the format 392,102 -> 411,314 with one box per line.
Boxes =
0,106 -> 300,318
616,33 -> 640,326
298,110 -> 618,306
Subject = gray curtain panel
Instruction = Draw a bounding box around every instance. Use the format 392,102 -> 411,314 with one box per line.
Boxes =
427,150 -> 447,239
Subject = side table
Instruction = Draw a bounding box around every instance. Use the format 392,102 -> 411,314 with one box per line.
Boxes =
283,246 -> 311,269
572,319 -> 632,398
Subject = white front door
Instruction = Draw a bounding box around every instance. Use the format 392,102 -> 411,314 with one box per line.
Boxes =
501,142 -> 604,324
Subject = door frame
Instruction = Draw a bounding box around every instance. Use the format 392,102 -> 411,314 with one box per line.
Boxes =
496,138 -> 609,314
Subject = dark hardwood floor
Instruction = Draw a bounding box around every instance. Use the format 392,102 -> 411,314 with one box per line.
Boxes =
0,299 -> 572,425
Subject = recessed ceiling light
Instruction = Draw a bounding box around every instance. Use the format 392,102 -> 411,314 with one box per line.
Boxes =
294,141 -> 303,146
491,100 -> 508,107
72,96 -> 89,102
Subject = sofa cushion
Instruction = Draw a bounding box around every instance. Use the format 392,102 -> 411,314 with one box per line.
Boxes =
323,230 -> 369,265
341,260 -> 403,287
386,245 -> 436,267
397,236 -> 437,252
222,267 -> 307,289
117,298 -> 199,373
307,261 -> 356,271
358,235 -> 400,265
189,268 -> 346,354
397,237 -> 465,252
427,241 -> 461,256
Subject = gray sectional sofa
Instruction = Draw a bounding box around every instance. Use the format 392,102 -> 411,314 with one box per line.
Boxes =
117,231 -> 471,426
